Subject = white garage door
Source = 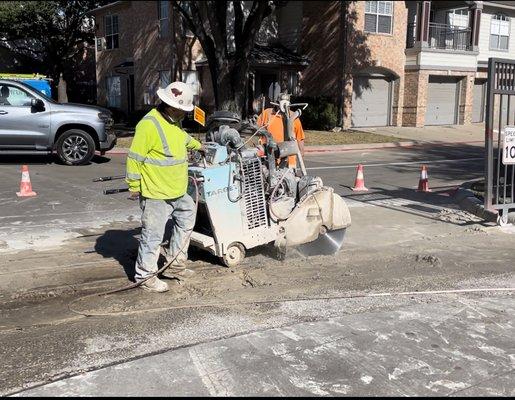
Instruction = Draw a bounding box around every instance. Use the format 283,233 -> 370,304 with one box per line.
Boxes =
426,76 -> 458,125
352,77 -> 391,127
472,80 -> 486,123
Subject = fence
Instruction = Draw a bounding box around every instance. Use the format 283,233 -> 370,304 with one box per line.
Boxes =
406,22 -> 472,51
485,58 -> 515,223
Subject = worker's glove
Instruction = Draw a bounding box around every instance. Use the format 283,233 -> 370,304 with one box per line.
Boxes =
128,191 -> 140,201
197,145 -> 207,155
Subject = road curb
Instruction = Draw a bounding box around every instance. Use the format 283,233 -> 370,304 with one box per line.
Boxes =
452,186 -> 499,223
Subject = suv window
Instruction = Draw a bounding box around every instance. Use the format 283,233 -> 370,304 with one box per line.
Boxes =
0,84 -> 35,107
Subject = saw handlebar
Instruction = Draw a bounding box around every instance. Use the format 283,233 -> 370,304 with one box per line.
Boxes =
103,188 -> 129,195
93,175 -> 125,182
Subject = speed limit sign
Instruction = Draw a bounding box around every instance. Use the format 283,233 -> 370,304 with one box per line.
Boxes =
503,127 -> 515,165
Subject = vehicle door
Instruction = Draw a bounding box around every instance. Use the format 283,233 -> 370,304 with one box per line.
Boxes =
0,83 -> 51,149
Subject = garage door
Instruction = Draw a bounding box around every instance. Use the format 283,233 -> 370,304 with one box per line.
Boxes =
426,76 -> 458,125
352,77 -> 391,127
472,80 -> 486,123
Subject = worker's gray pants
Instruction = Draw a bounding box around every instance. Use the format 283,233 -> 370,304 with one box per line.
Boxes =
135,194 -> 196,281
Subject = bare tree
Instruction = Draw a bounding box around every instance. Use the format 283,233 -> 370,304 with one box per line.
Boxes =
172,1 -> 284,113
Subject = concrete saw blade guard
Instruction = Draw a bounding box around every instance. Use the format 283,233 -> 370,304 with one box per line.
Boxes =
274,187 -> 351,256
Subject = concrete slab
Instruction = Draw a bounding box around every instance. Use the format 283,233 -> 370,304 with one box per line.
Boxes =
15,296 -> 515,397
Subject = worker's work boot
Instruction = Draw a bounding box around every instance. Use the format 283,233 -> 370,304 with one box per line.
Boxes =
161,265 -> 195,280
139,276 -> 169,293
160,247 -> 194,280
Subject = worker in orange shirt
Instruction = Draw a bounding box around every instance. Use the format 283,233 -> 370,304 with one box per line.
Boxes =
256,94 -> 305,169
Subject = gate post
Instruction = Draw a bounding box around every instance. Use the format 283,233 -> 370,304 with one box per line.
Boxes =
484,57 -> 495,211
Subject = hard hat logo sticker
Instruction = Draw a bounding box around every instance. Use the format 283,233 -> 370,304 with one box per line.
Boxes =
171,88 -> 183,97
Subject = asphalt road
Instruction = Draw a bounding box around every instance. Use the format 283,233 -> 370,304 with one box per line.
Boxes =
1,143 -> 514,396
0,143 -> 484,253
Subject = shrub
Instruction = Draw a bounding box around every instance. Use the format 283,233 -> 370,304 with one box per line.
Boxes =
292,96 -> 338,130
126,110 -> 148,127
107,107 -> 127,124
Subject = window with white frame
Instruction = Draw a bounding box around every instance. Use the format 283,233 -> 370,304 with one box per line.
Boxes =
106,76 -> 121,108
183,70 -> 200,103
446,9 -> 469,29
287,71 -> 300,96
183,71 -> 199,95
105,15 -> 119,50
158,0 -> 170,38
364,1 -> 393,34
491,14 -> 510,51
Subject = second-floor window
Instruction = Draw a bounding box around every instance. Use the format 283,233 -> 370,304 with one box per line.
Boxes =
364,1 -> 393,34
105,15 -> 119,50
491,14 -> 510,51
158,0 -> 170,38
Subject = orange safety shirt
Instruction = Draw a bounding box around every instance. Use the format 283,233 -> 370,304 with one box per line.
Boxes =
257,108 -> 305,168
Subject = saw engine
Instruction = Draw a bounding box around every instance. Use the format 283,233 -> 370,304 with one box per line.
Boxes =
187,100 -> 351,267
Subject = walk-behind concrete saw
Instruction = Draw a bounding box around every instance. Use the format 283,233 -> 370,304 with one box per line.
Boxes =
187,95 -> 351,267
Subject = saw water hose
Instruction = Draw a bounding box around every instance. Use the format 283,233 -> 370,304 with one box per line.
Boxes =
68,176 -> 201,310
68,286 -> 515,318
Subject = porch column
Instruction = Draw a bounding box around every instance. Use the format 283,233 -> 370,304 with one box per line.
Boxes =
469,1 -> 483,51
416,1 -> 431,48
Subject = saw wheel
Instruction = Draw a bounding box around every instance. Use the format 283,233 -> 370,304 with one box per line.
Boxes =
221,242 -> 246,268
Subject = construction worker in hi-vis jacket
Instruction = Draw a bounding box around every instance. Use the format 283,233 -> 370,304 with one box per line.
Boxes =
126,81 -> 204,293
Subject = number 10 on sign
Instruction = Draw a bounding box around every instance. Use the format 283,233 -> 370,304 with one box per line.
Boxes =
503,127 -> 515,165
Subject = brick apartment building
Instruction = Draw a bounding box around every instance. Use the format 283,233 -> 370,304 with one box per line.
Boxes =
90,1 -> 203,119
90,1 -> 515,128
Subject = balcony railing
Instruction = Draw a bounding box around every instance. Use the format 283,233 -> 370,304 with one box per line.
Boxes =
406,22 -> 472,51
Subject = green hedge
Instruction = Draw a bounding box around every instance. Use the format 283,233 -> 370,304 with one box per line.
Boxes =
292,96 -> 338,130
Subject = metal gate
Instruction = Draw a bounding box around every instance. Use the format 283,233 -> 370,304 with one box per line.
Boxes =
485,58 -> 515,222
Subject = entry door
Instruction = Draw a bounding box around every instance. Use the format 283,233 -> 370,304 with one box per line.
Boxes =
426,76 -> 458,125
352,76 -> 391,127
258,73 -> 280,102
472,80 -> 486,123
0,83 -> 51,149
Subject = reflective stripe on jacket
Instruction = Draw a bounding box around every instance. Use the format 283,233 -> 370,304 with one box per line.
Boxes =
126,108 -> 201,199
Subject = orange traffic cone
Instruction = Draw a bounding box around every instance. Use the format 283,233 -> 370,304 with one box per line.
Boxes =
16,165 -> 37,197
352,164 -> 368,191
417,165 -> 431,192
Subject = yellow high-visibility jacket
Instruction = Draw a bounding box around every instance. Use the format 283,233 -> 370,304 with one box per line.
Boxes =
126,108 -> 201,199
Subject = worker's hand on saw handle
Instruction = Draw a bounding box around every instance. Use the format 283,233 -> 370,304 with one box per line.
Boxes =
128,190 -> 140,201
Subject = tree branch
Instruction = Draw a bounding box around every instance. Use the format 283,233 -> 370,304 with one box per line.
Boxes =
238,0 -> 274,56
215,0 -> 227,54
233,0 -> 243,51
172,1 -> 220,103
205,1 -> 225,55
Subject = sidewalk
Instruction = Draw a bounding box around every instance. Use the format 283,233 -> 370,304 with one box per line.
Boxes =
356,123 -> 485,145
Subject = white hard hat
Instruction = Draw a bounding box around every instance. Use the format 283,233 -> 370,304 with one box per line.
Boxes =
156,81 -> 194,112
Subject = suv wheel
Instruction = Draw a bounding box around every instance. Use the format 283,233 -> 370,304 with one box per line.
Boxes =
56,129 -> 96,166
